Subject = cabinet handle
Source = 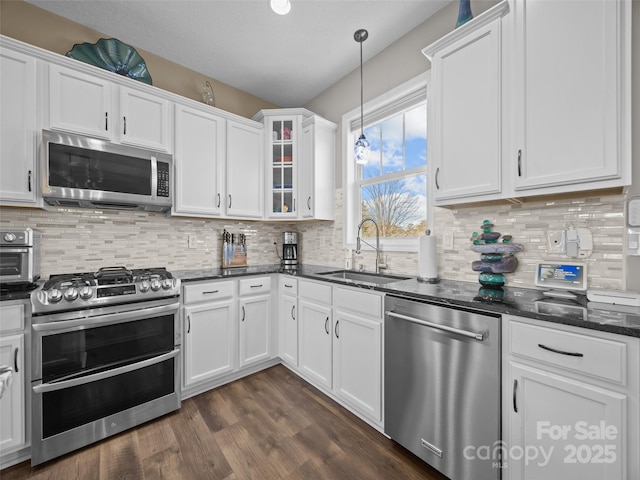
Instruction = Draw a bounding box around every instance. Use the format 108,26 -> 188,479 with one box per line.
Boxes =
513,379 -> 518,413
435,167 -> 440,189
334,319 -> 339,339
28,170 -> 32,192
202,290 -> 219,295
291,305 -> 295,320
517,150 -> 522,177
250,284 -> 263,288
228,194 -> 232,209
187,315 -> 191,334
284,284 -> 293,288
105,112 -> 109,131
241,305 -> 246,322
14,347 -> 19,373
293,199 -> 296,212
307,196 -> 311,210
123,116 -> 127,135
538,343 -> 584,357
324,317 -> 329,335
217,193 -> 221,208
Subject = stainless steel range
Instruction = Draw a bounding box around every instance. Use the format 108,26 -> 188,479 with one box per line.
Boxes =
30,266 -> 181,466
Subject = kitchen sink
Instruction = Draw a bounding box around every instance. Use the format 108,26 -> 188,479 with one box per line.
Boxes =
317,269 -> 411,285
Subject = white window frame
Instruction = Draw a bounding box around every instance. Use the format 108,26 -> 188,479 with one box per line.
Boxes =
342,71 -> 432,252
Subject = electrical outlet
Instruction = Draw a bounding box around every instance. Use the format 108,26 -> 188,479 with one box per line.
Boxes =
443,231 -> 454,250
188,235 -> 197,249
547,230 -> 566,254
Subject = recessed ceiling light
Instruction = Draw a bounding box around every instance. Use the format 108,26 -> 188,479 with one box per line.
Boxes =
270,0 -> 291,15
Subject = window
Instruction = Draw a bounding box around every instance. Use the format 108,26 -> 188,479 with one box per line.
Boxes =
343,73 -> 430,252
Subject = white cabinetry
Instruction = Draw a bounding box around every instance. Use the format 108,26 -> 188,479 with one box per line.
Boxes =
510,0 -> 630,194
174,104 -> 225,217
182,280 -> 236,390
226,120 -> 264,218
298,279 -> 333,389
278,276 -> 298,366
0,46 -> 37,205
0,301 -> 28,465
332,286 -> 383,424
300,116 -> 336,220
48,64 -> 171,152
238,277 -> 272,368
423,3 -> 505,204
423,0 -> 630,206
502,316 -> 639,480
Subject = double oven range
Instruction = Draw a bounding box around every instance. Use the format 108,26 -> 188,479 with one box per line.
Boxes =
30,266 -> 181,466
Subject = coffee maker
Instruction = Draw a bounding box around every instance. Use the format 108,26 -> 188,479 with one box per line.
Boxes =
282,232 -> 298,269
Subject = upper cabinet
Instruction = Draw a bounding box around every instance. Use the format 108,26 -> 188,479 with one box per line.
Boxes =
423,3 -> 506,204
48,64 -> 171,152
423,0 -> 631,207
509,0 -> 630,193
253,108 -> 336,221
226,119 -> 264,219
0,46 -> 38,205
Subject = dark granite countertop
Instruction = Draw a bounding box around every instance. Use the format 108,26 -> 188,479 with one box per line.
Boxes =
176,264 -> 640,338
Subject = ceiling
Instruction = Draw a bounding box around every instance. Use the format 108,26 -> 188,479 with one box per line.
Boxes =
26,0 -> 452,107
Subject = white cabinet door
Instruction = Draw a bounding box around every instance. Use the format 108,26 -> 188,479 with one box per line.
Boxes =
266,116 -> 299,219
174,105 -> 225,216
0,334 -> 25,453
298,299 -> 332,389
511,0 -> 628,192
226,120 -> 263,218
279,293 -> 298,366
49,64 -> 113,139
0,48 -> 37,204
183,300 -> 236,387
427,16 -> 502,203
508,362 -> 625,480
238,295 -> 271,368
333,310 -> 382,423
119,86 -> 170,151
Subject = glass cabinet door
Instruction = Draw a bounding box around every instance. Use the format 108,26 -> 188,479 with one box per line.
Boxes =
271,119 -> 295,215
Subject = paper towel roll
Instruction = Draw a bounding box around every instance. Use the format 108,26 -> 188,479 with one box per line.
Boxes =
418,235 -> 438,281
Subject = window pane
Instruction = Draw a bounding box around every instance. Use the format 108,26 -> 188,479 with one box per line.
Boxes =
360,174 -> 427,238
405,104 -> 427,169
381,115 -> 404,175
362,124 -> 380,179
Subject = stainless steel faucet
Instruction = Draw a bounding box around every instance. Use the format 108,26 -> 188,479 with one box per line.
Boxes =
355,218 -> 387,273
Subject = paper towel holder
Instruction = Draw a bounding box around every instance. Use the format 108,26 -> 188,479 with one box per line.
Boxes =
418,230 -> 439,283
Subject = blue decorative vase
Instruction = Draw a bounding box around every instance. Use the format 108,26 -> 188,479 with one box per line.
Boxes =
455,0 -> 473,28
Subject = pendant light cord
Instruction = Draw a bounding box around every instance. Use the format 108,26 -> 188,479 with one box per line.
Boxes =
359,38 -> 364,137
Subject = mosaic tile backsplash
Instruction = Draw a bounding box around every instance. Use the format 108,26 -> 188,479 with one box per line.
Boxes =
0,190 -> 625,289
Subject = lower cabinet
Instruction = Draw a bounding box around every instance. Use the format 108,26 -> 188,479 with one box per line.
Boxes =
182,281 -> 236,389
238,276 -> 272,368
278,276 -> 298,366
296,279 -> 383,426
502,315 -> 639,480
0,300 -> 28,467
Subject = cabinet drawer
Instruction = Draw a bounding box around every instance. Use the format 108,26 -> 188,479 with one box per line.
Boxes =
279,276 -> 298,295
0,303 -> 25,332
299,280 -> 331,305
334,287 -> 382,319
510,321 -> 627,385
239,276 -> 271,296
183,280 -> 234,304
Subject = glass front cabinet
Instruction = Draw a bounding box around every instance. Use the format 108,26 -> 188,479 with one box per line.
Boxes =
270,116 -> 297,217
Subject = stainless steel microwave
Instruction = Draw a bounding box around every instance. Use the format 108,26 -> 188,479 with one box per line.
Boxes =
40,130 -> 173,212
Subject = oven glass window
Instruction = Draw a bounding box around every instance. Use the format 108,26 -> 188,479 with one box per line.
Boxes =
41,315 -> 174,383
42,358 -> 175,438
48,143 -> 152,195
0,252 -> 24,277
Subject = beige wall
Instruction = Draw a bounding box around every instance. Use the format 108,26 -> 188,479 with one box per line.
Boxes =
0,0 -> 279,118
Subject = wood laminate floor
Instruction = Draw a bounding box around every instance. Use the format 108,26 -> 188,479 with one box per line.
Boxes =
2,365 -> 448,480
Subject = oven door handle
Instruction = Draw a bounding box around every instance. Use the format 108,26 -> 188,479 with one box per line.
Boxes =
32,348 -> 179,394
32,302 -> 180,333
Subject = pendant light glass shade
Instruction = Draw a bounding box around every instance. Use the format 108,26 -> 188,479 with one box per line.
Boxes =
354,29 -> 370,165
270,0 -> 291,15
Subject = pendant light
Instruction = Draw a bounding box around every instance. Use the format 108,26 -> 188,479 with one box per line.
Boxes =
354,28 -> 370,165
270,0 -> 291,15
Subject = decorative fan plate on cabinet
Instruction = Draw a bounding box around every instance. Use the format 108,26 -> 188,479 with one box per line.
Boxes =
66,38 -> 153,85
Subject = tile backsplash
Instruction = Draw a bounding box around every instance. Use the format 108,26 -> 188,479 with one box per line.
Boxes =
0,190 -> 625,290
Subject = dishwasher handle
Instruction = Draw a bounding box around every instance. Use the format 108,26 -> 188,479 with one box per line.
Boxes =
385,310 -> 487,341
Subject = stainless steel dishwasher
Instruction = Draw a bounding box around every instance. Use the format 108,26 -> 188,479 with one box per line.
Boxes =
385,295 -> 501,480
